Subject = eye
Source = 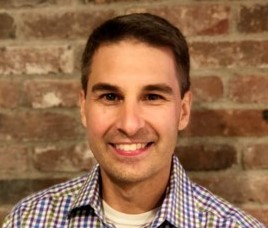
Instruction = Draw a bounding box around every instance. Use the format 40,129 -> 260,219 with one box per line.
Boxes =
145,94 -> 163,101
99,93 -> 122,104
103,93 -> 118,101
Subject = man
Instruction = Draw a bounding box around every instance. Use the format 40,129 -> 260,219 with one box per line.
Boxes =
3,13 -> 264,228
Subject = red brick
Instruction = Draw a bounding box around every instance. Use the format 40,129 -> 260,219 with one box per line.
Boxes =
24,79 -> 80,108
0,0 -> 72,8
0,146 -> 29,173
20,10 -> 116,39
238,4 -> 268,33
228,76 -> 268,104
0,45 -> 73,75
0,178 -> 68,205
93,0 -> 156,3
192,76 -> 223,103
191,172 -> 268,204
0,13 -> 15,39
241,207 -> 268,226
243,144 -> 268,169
190,40 -> 268,68
0,79 -> 22,108
175,144 -> 236,171
33,143 -> 96,172
55,0 -> 79,5
183,109 -> 268,136
0,111 -> 83,141
126,4 -> 230,36
0,0 -> 11,8
74,44 -> 85,72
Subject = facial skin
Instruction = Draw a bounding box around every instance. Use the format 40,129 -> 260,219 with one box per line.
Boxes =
80,40 -> 191,211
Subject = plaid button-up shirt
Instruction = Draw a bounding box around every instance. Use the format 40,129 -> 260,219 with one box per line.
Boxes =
3,156 -> 264,227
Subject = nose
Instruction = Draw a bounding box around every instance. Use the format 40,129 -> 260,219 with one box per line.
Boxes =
116,101 -> 145,136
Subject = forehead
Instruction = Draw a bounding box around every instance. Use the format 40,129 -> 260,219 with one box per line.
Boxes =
89,40 -> 180,93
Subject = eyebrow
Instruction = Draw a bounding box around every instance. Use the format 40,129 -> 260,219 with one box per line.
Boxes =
91,83 -> 120,93
91,82 -> 173,95
143,84 -> 173,95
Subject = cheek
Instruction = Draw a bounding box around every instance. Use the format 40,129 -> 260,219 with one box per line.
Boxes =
148,105 -> 180,124
146,106 -> 180,134
85,105 -> 116,137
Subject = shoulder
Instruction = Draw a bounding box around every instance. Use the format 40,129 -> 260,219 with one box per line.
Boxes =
192,183 -> 265,227
2,174 -> 87,227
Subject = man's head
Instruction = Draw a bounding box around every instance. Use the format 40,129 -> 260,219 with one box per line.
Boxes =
79,13 -> 192,188
81,13 -> 190,98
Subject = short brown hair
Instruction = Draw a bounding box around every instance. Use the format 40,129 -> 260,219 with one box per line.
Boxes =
81,13 -> 190,97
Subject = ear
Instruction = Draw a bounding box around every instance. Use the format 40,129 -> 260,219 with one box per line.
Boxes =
79,90 -> 87,127
178,91 -> 192,131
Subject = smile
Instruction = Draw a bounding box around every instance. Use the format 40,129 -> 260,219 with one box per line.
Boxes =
110,142 -> 153,155
114,143 -> 147,151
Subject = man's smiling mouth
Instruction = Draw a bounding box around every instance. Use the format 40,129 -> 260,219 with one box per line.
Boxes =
110,142 -> 153,152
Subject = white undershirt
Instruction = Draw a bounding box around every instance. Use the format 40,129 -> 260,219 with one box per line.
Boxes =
102,200 -> 158,228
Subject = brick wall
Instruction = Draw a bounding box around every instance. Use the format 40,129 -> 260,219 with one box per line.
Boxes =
0,0 -> 267,225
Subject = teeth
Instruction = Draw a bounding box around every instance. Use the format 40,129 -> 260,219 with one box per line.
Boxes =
115,143 -> 147,151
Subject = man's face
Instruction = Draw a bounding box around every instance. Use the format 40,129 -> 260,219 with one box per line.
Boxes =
80,40 -> 191,185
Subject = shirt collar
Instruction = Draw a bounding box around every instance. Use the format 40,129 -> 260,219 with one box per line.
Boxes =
69,164 -> 105,220
153,155 -> 200,227
69,156 -> 200,227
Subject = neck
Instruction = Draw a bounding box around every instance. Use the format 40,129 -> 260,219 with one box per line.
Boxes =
100,166 -> 171,214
